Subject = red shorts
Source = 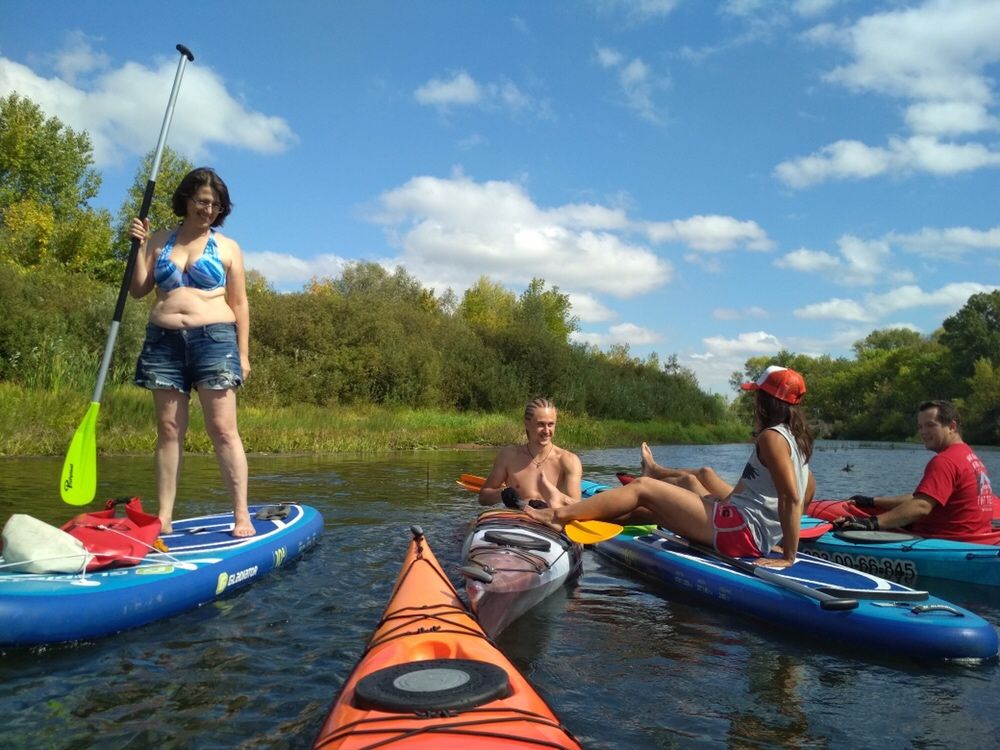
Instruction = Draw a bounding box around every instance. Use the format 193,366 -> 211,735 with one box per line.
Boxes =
713,503 -> 761,557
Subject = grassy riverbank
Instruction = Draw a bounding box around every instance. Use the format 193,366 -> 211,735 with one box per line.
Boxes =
1,382 -> 749,456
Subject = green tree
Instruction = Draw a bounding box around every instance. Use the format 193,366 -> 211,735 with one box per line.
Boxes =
962,359 -> 1000,445
853,327 -> 924,356
458,277 -> 517,337
0,93 -> 112,276
939,291 -> 1000,377
517,278 -> 578,343
111,146 -> 195,261
0,94 -> 100,218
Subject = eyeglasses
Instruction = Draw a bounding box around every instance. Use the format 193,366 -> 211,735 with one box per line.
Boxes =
191,198 -> 223,212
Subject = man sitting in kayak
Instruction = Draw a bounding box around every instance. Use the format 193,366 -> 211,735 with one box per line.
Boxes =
526,366 -> 816,568
834,400 -> 1000,544
478,397 -> 583,510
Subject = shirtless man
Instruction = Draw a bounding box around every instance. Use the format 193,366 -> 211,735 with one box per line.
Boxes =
478,397 -> 583,510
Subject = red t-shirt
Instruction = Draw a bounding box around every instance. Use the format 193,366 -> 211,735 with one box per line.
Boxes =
909,442 -> 999,543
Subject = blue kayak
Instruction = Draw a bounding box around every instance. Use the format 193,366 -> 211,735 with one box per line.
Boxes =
801,529 -> 1000,587
594,526 -> 998,662
0,503 -> 323,647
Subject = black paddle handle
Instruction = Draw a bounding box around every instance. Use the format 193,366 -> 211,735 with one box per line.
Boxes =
110,44 -> 194,324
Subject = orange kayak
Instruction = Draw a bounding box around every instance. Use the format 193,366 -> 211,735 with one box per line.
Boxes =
313,525 -> 581,749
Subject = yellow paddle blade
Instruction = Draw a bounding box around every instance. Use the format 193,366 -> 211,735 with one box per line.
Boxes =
60,401 -> 99,505
565,520 -> 623,545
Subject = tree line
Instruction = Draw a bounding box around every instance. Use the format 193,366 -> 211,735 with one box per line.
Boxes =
1,92 -> 997,444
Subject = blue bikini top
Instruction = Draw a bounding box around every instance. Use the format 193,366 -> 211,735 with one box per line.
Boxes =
154,229 -> 226,292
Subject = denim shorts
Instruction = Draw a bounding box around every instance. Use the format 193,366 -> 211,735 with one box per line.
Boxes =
134,323 -> 243,394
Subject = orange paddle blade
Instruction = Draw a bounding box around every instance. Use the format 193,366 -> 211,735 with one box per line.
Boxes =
459,473 -> 486,490
457,473 -> 486,492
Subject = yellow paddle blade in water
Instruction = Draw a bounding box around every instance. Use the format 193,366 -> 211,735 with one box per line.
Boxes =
61,401 -> 99,505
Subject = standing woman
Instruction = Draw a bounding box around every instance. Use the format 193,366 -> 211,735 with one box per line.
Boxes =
527,366 -> 815,567
129,167 -> 254,537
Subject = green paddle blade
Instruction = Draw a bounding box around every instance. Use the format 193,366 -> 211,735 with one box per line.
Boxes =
61,401 -> 100,505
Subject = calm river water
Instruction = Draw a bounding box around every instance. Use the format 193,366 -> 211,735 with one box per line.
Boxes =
1,441 -> 999,749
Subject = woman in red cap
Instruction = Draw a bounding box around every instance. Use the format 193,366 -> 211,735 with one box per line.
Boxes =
526,365 -> 815,567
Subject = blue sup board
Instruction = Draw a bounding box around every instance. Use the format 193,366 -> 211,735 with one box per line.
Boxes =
595,526 -> 998,662
801,529 -> 1000,587
0,503 -> 323,647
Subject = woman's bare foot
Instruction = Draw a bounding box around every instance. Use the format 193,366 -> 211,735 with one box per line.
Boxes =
524,504 -> 562,532
535,472 -> 576,509
232,512 -> 256,538
158,515 -> 173,534
640,442 -> 657,477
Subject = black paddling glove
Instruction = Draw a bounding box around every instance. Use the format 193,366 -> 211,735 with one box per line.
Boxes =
834,515 -> 880,532
501,487 -> 523,509
849,494 -> 876,508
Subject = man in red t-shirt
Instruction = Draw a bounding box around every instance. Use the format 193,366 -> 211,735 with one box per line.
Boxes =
836,400 -> 999,543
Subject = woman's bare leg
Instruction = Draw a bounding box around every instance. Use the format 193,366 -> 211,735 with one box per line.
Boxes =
199,388 -> 254,537
640,443 -> 734,499
527,474 -> 716,545
153,389 -> 189,533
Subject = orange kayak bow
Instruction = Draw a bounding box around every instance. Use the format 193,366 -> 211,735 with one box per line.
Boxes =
313,525 -> 581,749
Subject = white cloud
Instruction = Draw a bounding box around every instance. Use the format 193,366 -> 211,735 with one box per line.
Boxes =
414,71 -> 482,107
778,0 -> 1000,187
644,214 -> 774,252
824,0 -> 1000,104
904,101 -> 999,136
713,306 -> 769,320
594,45 -> 668,123
792,0 -> 841,18
572,322 -> 661,348
51,31 -> 110,84
244,251 -> 348,289
776,234 -> 912,286
680,330 -> 785,395
414,70 -> 537,116
774,139 -> 893,187
568,293 -> 618,323
596,0 -> 681,23
795,297 -> 873,322
371,173 -> 672,298
701,330 -> 783,356
794,282 -> 999,322
889,226 -> 1000,257
595,47 -> 624,69
867,282 -> 999,318
0,41 -> 296,167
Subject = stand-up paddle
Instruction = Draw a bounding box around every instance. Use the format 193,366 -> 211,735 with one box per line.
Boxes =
60,44 -> 194,505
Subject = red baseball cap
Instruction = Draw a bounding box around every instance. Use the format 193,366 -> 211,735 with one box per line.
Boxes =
740,365 -> 806,404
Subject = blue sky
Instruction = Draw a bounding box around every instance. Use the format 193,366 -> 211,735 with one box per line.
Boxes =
3,0 -> 998,395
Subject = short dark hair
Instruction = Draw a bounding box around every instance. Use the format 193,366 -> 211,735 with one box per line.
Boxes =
919,400 -> 961,429
171,167 -> 232,227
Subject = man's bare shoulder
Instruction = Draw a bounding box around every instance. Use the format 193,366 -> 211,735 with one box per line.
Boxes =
555,445 -> 582,468
493,444 -> 528,469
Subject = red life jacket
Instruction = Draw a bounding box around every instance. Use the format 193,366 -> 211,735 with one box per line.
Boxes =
61,497 -> 162,571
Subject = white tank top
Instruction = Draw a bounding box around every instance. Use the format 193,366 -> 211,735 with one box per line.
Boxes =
729,423 -> 810,553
